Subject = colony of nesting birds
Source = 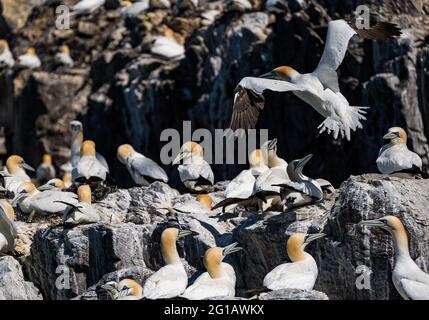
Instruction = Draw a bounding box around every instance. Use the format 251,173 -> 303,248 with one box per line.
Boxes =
0,0 -> 429,300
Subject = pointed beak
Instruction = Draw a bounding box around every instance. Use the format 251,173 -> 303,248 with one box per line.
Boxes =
259,70 -> 277,80
20,162 -> 35,172
297,154 -> 313,169
383,132 -> 398,140
359,219 -> 386,228
268,138 -> 278,151
222,242 -> 243,256
304,233 -> 325,245
177,229 -> 195,239
11,192 -> 27,206
172,152 -> 184,165
38,184 -> 55,191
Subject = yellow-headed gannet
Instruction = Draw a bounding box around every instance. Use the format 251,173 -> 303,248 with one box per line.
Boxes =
55,45 -> 74,67
73,140 -> 109,183
38,178 -> 65,191
181,242 -> 242,300
102,279 -> 143,300
72,0 -> 106,15
229,19 -> 401,140
0,40 -> 15,68
119,0 -> 149,16
263,233 -> 325,290
18,48 -> 41,69
63,173 -> 72,189
173,142 -> 214,192
3,155 -> 34,194
117,144 -> 168,186
0,200 -> 17,253
151,36 -> 185,60
361,216 -> 429,300
143,227 -> 193,299
36,153 -> 56,184
60,185 -> 100,226
376,127 -> 424,175
173,194 -> 213,214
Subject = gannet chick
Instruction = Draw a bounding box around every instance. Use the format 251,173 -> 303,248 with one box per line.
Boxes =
73,140 -> 109,183
181,243 -> 242,300
102,279 -> 143,300
61,185 -> 100,226
0,200 -> 17,253
0,40 -> 15,68
36,153 -> 56,184
55,45 -> 74,67
360,216 -> 429,300
63,173 -> 72,189
376,127 -> 423,175
38,178 -> 65,191
150,0 -> 171,9
173,142 -> 214,192
263,233 -> 325,290
119,0 -> 149,16
143,228 -> 193,299
72,0 -> 106,15
117,144 -> 168,186
150,36 -> 185,60
229,19 -> 401,140
3,155 -> 34,194
17,48 -> 41,69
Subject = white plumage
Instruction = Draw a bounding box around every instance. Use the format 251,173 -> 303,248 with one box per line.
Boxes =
0,41 -> 15,68
18,50 -> 41,69
72,0 -> 105,15
73,155 -> 108,182
151,36 -> 185,60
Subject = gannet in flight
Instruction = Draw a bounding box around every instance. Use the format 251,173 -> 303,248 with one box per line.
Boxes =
0,40 -> 15,68
119,0 -> 149,16
3,155 -> 34,194
173,142 -> 214,192
71,0 -> 106,15
17,48 -> 41,69
60,185 -> 100,226
181,242 -> 242,300
376,127 -> 424,176
143,227 -> 193,299
117,144 -> 168,186
263,233 -> 325,290
55,45 -> 74,67
229,19 -> 401,140
38,178 -> 65,191
73,140 -> 109,183
360,216 -> 429,300
0,200 -> 17,253
102,278 -> 143,300
36,153 -> 56,184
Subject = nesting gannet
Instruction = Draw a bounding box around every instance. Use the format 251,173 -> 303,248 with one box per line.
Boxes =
0,40 -> 15,68
60,185 -> 100,226
0,200 -> 17,253
376,127 -> 424,175
263,233 -> 325,290
73,140 -> 109,183
151,36 -> 185,60
143,228 -> 193,299
36,153 -> 56,184
181,242 -> 242,300
173,142 -> 214,192
117,144 -> 168,186
173,194 -> 213,214
38,178 -> 65,191
72,0 -> 106,15
229,19 -> 401,140
360,216 -> 429,300
63,173 -> 72,189
119,0 -> 149,16
3,155 -> 34,194
17,48 -> 41,69
102,279 -> 143,300
55,45 -> 74,67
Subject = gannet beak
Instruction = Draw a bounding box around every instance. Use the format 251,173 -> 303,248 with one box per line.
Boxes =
268,138 -> 278,151
1,173 -> 12,177
101,282 -> 117,291
11,192 -> 27,206
172,152 -> 184,165
177,229 -> 194,239
222,242 -> 243,256
304,233 -> 325,244
38,184 -> 55,191
360,219 -> 386,228
259,70 -> 277,80
20,162 -> 35,172
298,154 -> 313,169
383,132 -> 398,140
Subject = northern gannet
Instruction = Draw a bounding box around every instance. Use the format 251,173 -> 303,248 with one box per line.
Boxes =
117,144 -> 168,186
173,194 -> 213,214
38,178 -> 65,191
360,216 -> 429,300
63,173 -> 72,189
0,200 -> 17,253
61,185 -> 100,226
143,228 -> 193,299
55,45 -> 74,67
229,19 -> 401,140
72,0 -> 106,15
263,233 -> 325,290
173,142 -> 214,192
3,155 -> 34,194
149,0 -> 171,10
150,36 -> 185,60
36,153 -> 56,184
376,127 -> 424,175
0,40 -> 15,68
119,0 -> 149,16
102,279 -> 143,300
73,140 -> 109,183
18,48 -> 41,69
181,242 -> 242,300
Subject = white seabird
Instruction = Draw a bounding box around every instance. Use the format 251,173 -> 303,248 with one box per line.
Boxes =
73,140 -> 109,183
360,216 -> 429,300
117,144 -> 168,186
55,45 -> 74,67
150,36 -> 185,60
102,278 -> 143,300
143,227 -> 193,299
0,200 -> 17,253
173,194 -> 213,214
0,40 -> 15,68
38,178 -> 65,191
173,142 -> 214,192
17,48 -> 41,69
181,242 -> 242,300
229,19 -> 401,140
263,233 -> 325,290
376,127 -> 424,175
60,185 -> 100,226
63,173 -> 73,189
119,0 -> 149,16
3,155 -> 34,194
72,0 -> 106,15
36,153 -> 56,184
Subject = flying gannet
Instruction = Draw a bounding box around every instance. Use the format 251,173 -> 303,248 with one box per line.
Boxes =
143,227 -> 193,299
360,216 -> 429,300
173,142 -> 214,192
181,242 -> 242,300
0,200 -> 17,253
71,0 -> 106,15
3,155 -> 34,194
376,127 -> 424,176
0,40 -> 15,68
73,140 -> 109,183
38,178 -> 65,191
36,153 -> 56,184
17,48 -> 41,69
55,45 -> 74,67
117,144 -> 168,186
263,233 -> 325,290
229,19 -> 401,140
60,185 -> 100,226
102,278 -> 143,300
